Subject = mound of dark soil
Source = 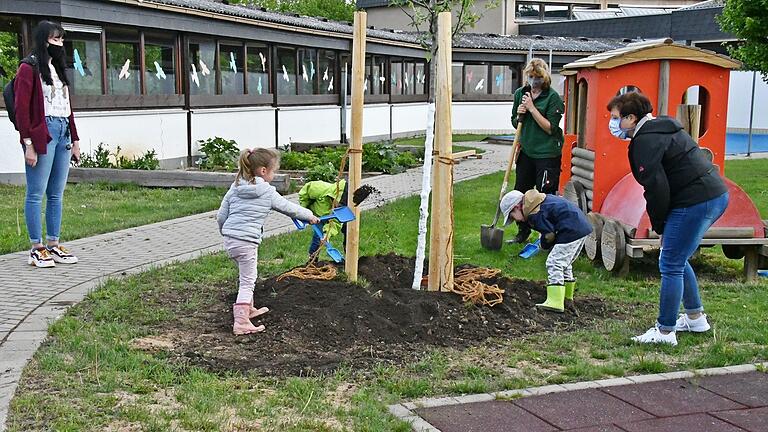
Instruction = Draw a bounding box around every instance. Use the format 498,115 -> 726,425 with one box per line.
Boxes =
160,254 -> 613,376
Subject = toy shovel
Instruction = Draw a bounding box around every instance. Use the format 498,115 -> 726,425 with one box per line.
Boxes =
519,238 -> 541,259
292,206 -> 356,263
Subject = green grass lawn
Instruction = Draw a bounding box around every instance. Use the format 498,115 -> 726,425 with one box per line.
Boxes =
7,159 -> 768,431
392,133 -> 489,154
0,182 -> 226,255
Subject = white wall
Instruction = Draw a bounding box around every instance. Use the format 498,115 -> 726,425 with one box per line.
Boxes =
727,71 -> 768,131
453,102 -> 514,133
277,105 -> 340,148
191,107 -> 276,155
0,113 -> 22,175
344,104 -> 391,140
392,103 -> 429,135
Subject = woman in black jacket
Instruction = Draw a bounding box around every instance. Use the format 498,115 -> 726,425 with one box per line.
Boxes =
606,92 -> 728,347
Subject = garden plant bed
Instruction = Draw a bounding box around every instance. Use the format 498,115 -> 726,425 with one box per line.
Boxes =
139,254 -> 613,376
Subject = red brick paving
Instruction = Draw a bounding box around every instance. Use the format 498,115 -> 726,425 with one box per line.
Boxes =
414,371 -> 768,432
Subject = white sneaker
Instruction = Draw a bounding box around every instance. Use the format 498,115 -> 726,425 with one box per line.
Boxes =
675,313 -> 711,333
28,248 -> 56,268
47,245 -> 78,264
632,326 -> 678,346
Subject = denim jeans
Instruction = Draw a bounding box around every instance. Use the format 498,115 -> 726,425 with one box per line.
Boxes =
657,192 -> 729,331
24,117 -> 71,245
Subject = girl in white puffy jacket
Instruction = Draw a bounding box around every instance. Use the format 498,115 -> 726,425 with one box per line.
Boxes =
217,148 -> 318,335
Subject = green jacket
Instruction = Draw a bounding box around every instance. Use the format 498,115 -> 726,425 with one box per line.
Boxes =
298,180 -> 346,237
510,86 -> 565,159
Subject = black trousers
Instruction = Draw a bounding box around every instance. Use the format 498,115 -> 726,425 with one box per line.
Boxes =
511,151 -> 561,240
513,151 -> 562,195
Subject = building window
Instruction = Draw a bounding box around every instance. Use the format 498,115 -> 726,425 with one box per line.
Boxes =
414,61 -> 426,95
391,60 -> 403,95
297,48 -> 317,95
277,46 -> 296,96
369,55 -> 386,95
318,49 -> 336,95
0,16 -> 22,89
465,64 -> 488,95
491,64 -> 518,95
220,43 -> 244,95
106,28 -> 140,95
189,40 -> 216,95
452,63 -> 463,95
544,4 -> 570,20
516,2 -> 541,21
403,61 -> 416,95
144,32 -> 176,95
246,44 -> 270,95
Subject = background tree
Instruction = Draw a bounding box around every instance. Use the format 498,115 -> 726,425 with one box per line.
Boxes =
227,0 -> 355,22
388,0 -> 498,289
718,0 -> 768,79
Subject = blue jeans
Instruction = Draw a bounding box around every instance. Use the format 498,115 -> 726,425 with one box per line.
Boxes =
24,117 -> 71,245
657,192 -> 729,331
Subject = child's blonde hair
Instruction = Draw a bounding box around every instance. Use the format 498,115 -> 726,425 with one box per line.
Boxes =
523,58 -> 551,90
236,148 -> 280,184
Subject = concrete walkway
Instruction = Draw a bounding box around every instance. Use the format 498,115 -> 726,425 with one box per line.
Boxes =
392,363 -> 768,432
0,143 -> 508,430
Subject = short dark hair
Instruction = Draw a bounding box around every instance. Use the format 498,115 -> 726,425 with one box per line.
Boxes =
606,92 -> 653,119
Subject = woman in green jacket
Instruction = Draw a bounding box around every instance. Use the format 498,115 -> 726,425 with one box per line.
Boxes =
509,58 -> 565,243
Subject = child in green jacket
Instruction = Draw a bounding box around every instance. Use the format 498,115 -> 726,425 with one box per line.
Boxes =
298,179 -> 348,258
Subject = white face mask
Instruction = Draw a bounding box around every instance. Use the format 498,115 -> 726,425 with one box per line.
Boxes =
527,76 -> 543,88
608,117 -> 631,140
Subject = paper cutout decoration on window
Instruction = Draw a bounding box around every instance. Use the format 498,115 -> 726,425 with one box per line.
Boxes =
467,70 -> 473,84
73,49 -> 85,77
495,73 -> 503,88
364,80 -> 368,92
323,66 -> 329,81
259,52 -> 266,71
327,76 -> 333,92
282,65 -> 290,82
154,61 -> 166,80
310,61 -> 315,79
475,78 -> 485,91
403,72 -> 409,88
302,64 -> 309,82
199,60 -> 210,76
391,72 -> 396,85
379,76 -> 386,83
229,52 -> 237,73
118,59 -> 131,80
190,64 -> 200,87
257,76 -> 263,94
416,71 -> 423,84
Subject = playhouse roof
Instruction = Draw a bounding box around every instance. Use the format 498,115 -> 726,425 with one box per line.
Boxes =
561,38 -> 741,74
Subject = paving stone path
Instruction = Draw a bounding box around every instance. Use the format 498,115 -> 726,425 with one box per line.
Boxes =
394,365 -> 768,432
0,143 -> 508,430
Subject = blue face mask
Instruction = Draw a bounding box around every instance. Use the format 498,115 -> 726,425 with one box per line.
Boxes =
608,117 -> 631,140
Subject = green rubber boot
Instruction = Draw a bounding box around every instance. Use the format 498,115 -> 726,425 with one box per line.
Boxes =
536,285 -> 565,313
564,280 -> 576,301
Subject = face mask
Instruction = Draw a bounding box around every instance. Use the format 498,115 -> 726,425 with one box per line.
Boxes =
527,77 -> 543,88
608,117 -> 631,140
47,44 -> 65,60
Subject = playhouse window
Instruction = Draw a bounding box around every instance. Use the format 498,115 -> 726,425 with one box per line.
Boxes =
576,78 -> 588,148
680,85 -> 710,138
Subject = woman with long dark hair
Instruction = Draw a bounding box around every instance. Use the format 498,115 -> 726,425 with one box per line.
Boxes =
15,20 -> 81,267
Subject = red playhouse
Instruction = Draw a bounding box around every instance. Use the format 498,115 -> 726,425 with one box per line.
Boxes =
558,39 -> 768,280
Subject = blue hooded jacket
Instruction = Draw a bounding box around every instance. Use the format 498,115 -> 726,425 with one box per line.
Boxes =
522,190 -> 592,248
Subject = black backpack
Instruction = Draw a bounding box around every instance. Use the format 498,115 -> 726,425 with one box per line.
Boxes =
3,55 -> 38,131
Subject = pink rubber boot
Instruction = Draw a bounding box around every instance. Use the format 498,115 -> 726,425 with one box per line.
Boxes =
233,303 -> 265,335
249,299 -> 269,319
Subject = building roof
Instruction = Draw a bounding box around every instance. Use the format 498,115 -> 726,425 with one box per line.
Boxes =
678,0 -> 725,10
128,0 -> 625,54
561,38 -> 741,72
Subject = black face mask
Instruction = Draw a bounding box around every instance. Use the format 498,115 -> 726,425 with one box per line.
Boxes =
47,44 -> 65,60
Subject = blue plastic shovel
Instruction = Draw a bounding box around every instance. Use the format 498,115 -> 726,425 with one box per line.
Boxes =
519,238 -> 541,259
293,206 -> 356,263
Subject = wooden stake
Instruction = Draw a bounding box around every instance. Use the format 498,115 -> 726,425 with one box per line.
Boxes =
345,11 -> 366,282
658,60 -> 670,116
676,104 -> 701,143
428,12 -> 454,292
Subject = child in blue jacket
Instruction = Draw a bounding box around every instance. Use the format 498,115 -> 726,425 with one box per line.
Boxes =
500,189 -> 592,313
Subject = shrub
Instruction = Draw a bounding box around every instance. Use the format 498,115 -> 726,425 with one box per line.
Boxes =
305,162 -> 338,182
197,137 -> 240,171
78,144 -> 159,170
78,143 -> 113,168
279,143 -> 421,175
